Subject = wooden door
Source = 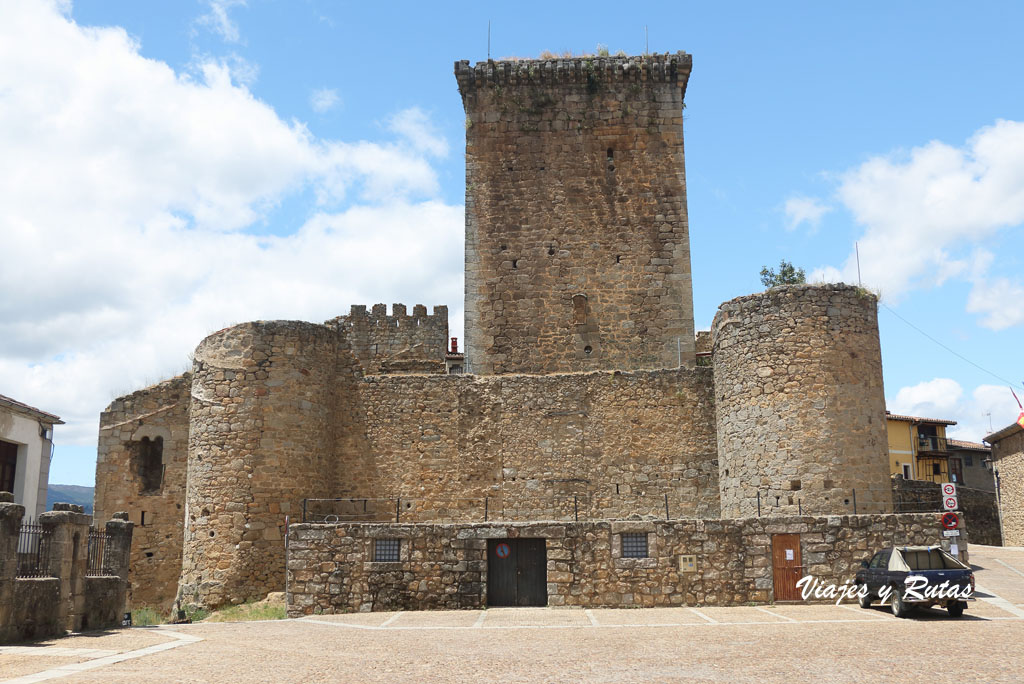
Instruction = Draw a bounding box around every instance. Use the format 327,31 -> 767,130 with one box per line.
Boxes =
515,538 -> 547,607
949,458 -> 963,484
486,539 -> 548,607
487,539 -> 517,606
772,534 -> 803,602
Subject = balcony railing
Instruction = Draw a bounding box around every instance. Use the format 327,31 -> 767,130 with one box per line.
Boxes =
917,435 -> 949,452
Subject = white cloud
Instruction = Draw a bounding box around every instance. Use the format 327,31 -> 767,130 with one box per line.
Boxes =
0,2 -> 463,456
967,273 -> 1024,331
389,107 -> 449,157
889,378 -> 1021,442
197,0 -> 247,43
310,88 -> 340,113
810,120 -> 1024,319
783,196 -> 831,232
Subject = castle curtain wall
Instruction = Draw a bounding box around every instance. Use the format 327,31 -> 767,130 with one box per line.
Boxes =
94,374 -> 191,611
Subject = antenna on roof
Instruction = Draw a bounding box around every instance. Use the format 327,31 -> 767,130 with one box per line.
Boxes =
856,241 -> 862,286
487,20 -> 491,60
645,25 -> 649,56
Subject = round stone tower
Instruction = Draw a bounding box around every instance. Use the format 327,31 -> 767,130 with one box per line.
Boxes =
177,321 -> 340,609
712,283 -> 892,518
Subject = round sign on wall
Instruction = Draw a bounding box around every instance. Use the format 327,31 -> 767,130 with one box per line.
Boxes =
942,483 -> 956,496
495,543 -> 511,559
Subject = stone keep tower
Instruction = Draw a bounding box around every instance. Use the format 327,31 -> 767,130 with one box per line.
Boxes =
712,284 -> 894,517
456,53 -> 696,375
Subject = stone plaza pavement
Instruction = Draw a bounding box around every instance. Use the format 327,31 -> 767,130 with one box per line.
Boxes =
4,544 -> 1024,684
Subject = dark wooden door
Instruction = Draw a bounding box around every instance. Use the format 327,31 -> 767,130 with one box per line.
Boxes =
772,534 -> 803,602
515,538 -> 547,606
949,458 -> 963,484
487,538 -> 547,607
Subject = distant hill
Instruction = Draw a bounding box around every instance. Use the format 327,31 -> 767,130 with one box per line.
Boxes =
47,484 -> 94,514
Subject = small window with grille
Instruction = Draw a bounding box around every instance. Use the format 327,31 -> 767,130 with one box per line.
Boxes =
374,538 -> 401,562
621,532 -> 648,558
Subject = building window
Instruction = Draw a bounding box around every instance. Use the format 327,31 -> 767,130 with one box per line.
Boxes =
902,464 -> 912,479
932,463 -> 941,475
964,454 -> 973,467
621,532 -> 648,558
572,294 -> 588,325
374,538 -> 401,562
0,440 -> 17,494
134,436 -> 164,493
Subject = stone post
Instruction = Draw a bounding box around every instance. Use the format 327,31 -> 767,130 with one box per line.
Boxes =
0,493 -> 25,643
104,512 -> 134,619
39,503 -> 92,633
103,512 -> 134,580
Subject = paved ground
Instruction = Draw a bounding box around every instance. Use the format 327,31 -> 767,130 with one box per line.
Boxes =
4,544 -> 1024,683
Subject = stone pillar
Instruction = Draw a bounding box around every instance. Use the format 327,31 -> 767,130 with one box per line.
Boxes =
103,512 -> 134,581
178,321 -> 340,609
39,503 -> 92,633
0,493 -> 25,643
712,284 -> 893,517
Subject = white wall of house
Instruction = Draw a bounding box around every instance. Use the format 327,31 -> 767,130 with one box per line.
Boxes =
0,406 -> 55,519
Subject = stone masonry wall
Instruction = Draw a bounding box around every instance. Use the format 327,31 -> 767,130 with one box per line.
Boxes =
1,497 -> 133,643
179,321 -> 359,609
991,427 -> 1024,545
325,303 -> 448,375
458,53 -> 696,375
713,284 -> 892,517
892,475 -> 1000,545
329,367 -> 719,523
287,513 -> 960,615
94,374 -> 191,611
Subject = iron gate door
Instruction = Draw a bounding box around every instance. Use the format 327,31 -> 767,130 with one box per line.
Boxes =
487,538 -> 547,607
771,533 -> 803,602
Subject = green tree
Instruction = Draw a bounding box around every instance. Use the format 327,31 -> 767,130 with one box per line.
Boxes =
760,260 -> 806,288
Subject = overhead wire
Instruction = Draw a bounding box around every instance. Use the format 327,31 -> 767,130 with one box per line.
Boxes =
880,302 -> 1024,391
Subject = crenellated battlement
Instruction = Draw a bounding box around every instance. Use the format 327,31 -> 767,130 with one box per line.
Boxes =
455,52 -> 691,97
326,303 -> 449,375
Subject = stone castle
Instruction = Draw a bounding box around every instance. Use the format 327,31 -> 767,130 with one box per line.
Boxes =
94,52 -> 895,611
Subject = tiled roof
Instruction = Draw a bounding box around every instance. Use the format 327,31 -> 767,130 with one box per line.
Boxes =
885,411 -> 957,426
946,439 -> 990,452
0,393 -> 64,424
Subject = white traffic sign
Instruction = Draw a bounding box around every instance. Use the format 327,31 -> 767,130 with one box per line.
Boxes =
941,483 -> 957,497
943,529 -> 960,537
943,495 -> 959,511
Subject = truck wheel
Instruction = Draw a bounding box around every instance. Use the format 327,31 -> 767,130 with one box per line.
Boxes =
858,590 -> 872,609
891,589 -> 909,618
947,601 -> 965,618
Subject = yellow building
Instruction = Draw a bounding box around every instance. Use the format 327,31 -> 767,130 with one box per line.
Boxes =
886,412 -> 994,489
886,412 -> 957,483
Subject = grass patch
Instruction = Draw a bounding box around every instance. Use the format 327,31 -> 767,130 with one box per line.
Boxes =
131,606 -> 163,626
185,605 -> 210,623
202,599 -> 286,623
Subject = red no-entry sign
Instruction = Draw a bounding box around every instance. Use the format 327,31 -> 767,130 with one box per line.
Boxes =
941,512 -> 959,530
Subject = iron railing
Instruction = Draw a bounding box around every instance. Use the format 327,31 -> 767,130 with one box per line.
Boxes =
17,520 -> 54,578
86,528 -> 110,577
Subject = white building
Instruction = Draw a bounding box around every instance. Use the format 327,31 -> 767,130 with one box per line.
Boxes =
0,394 -> 63,519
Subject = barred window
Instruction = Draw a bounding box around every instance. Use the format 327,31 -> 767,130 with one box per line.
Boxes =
374,538 -> 400,562
621,532 -> 648,558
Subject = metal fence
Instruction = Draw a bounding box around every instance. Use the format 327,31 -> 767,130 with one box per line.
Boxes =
301,492 -> 712,524
17,520 -> 54,578
86,528 -> 110,577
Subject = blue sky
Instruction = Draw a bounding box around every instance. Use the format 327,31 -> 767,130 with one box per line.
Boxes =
2,1 -> 1023,487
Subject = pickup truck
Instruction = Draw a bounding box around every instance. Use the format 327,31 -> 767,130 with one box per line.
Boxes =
854,545 -> 974,618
